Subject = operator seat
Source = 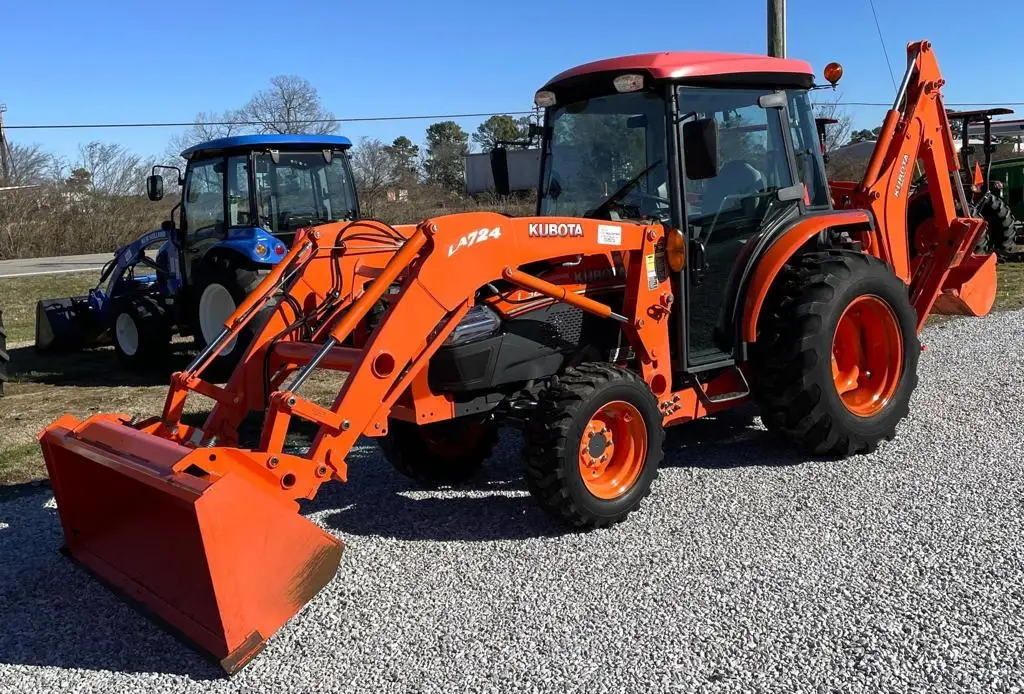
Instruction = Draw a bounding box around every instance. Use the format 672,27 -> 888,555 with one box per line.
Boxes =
701,159 -> 765,218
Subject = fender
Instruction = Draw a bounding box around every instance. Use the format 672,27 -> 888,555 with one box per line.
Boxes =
740,209 -> 873,343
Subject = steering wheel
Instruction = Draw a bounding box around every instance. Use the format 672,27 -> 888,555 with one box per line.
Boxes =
608,190 -> 671,221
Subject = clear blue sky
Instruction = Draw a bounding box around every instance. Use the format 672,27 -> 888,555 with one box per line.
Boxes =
3,0 -> 1022,163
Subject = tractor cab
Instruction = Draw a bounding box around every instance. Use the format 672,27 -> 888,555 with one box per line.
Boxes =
149,134 -> 358,280
145,134 -> 358,367
496,52 -> 830,368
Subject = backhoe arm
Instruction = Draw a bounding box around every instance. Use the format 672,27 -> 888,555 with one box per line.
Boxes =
854,40 -> 994,326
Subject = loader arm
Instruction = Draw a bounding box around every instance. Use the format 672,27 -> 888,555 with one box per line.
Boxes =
850,40 -> 995,326
261,214 -> 666,486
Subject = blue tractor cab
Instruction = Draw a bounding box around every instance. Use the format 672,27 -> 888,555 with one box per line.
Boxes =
36,134 -> 358,376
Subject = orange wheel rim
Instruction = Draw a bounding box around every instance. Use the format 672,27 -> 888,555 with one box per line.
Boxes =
578,401 -> 647,500
831,295 -> 904,417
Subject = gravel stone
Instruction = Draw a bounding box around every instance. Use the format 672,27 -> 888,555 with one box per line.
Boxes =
1,309 -> 1022,693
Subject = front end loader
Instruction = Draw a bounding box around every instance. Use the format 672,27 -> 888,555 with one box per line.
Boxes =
37,41 -> 996,672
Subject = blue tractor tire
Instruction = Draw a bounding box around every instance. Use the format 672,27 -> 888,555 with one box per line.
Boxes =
191,253 -> 270,381
111,296 -> 172,371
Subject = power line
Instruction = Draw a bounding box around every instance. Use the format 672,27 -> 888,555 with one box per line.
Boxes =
866,0 -> 897,91
5,102 -> 1024,131
5,111 -> 536,131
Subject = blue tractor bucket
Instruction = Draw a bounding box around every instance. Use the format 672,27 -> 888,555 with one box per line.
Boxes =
35,296 -> 106,352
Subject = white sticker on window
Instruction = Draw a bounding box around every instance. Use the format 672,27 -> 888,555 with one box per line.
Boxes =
597,224 -> 622,246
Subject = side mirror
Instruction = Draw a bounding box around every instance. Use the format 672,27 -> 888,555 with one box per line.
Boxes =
160,219 -> 175,232
490,147 -> 511,196
682,118 -> 720,180
146,174 -> 164,201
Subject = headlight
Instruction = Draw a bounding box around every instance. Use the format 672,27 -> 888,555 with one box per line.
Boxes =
443,305 -> 501,346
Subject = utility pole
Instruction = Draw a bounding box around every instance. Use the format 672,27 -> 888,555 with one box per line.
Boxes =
768,0 -> 786,58
0,104 -> 9,186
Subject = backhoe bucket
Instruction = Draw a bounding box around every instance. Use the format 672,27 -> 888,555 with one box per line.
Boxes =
35,296 -> 105,351
39,414 -> 343,674
932,252 -> 997,317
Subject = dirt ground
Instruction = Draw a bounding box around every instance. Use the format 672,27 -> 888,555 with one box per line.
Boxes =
1,261 -> 1022,485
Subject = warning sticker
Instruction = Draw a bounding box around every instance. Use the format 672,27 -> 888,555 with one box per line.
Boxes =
597,224 -> 622,246
645,253 -> 658,290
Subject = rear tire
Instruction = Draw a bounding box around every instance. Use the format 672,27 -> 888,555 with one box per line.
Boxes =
111,296 -> 171,371
909,193 -> 1017,258
191,254 -> 267,381
752,251 -> 919,456
380,417 -> 499,487
522,363 -> 664,529
975,194 -> 1017,259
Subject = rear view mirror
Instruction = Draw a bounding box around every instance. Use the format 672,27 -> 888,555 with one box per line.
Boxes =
683,118 -> 719,180
627,115 -> 648,128
490,147 -> 511,196
146,174 -> 164,201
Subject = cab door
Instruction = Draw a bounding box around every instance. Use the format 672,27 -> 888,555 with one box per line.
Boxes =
676,86 -> 799,369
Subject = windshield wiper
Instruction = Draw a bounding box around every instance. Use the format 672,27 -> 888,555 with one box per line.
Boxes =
585,160 -> 662,219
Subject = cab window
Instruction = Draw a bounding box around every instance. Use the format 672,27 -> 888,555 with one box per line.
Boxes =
787,90 -> 830,207
184,158 -> 225,235
227,155 -> 252,227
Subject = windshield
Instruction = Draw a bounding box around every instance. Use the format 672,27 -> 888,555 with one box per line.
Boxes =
254,152 -> 357,234
539,91 -> 669,223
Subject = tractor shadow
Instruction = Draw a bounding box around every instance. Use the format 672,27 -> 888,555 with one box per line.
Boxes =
660,403 -> 807,470
8,344 -> 194,389
306,404 -> 802,543
0,482 -> 224,679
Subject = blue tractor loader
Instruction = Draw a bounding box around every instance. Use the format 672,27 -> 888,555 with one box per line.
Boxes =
35,134 -> 359,376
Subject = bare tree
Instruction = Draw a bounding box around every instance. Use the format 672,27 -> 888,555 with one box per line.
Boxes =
813,96 -> 853,153
350,138 -> 397,217
242,75 -> 338,135
72,142 -> 149,196
166,109 -> 248,159
4,142 -> 51,186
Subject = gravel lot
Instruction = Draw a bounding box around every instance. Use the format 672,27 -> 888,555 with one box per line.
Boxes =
1,309 -> 1022,693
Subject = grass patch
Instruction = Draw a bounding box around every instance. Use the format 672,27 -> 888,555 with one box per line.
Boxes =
996,261 -> 1024,311
0,442 -> 46,486
0,272 -> 97,344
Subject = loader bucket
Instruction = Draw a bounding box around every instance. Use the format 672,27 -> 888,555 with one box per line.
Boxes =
932,252 -> 997,317
34,296 -> 105,351
39,414 -> 343,674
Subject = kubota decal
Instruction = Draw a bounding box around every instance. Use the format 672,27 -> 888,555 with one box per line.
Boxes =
894,153 -> 911,199
448,227 -> 502,257
528,223 -> 584,238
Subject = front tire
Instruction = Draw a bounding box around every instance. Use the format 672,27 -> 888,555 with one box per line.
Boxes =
111,296 -> 171,370
752,251 -> 919,456
191,254 -> 266,381
523,363 -> 664,529
380,417 -> 499,487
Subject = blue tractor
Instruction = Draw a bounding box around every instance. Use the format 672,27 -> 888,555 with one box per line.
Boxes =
35,134 -> 359,374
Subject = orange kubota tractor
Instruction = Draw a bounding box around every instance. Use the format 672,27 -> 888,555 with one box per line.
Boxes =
39,40 -> 995,672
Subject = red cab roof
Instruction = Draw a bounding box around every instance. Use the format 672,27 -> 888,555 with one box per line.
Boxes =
544,51 -> 814,87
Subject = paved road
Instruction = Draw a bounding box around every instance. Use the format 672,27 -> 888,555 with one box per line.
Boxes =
0,253 -> 109,279
1,309 -> 1022,692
